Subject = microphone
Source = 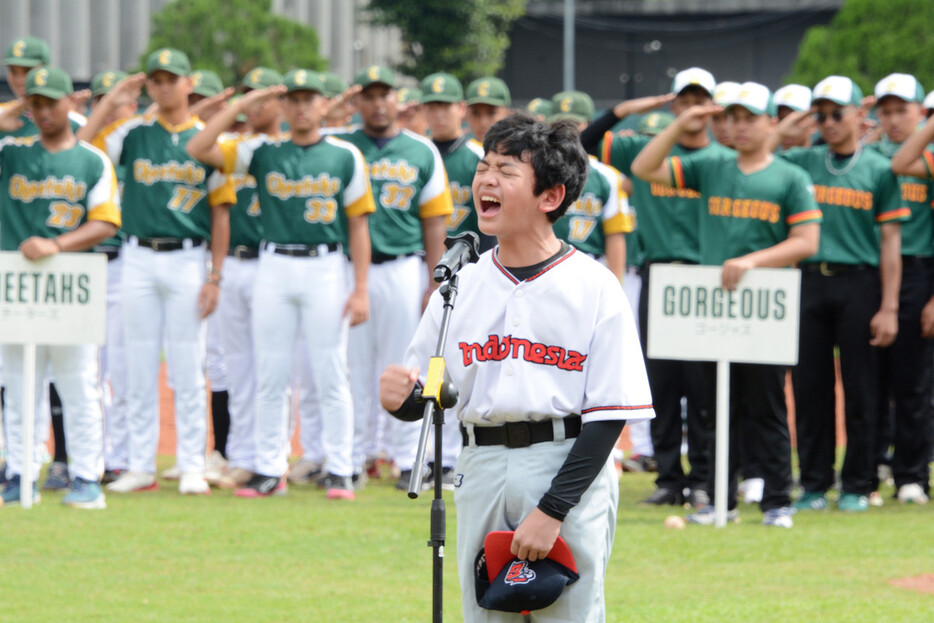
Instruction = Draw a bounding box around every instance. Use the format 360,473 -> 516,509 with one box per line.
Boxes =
433,231 -> 480,283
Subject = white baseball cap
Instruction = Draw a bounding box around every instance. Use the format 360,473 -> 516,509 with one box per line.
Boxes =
773,84 -> 812,112
726,82 -> 774,117
812,76 -> 864,107
671,67 -> 716,97
712,81 -> 741,107
925,90 -> 934,111
874,73 -> 925,104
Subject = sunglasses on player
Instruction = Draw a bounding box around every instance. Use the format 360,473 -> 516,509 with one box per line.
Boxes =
815,109 -> 846,124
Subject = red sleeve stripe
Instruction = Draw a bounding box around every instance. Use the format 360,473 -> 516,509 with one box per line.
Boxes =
786,209 -> 822,225
670,157 -> 685,189
581,404 -> 654,414
600,132 -> 613,165
923,150 -> 934,179
876,207 -> 911,223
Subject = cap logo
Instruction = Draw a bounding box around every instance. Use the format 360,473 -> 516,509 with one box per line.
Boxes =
737,87 -> 751,99
367,66 -> 380,81
398,88 -> 409,99
887,78 -> 900,92
192,73 -> 203,86
689,78 -> 700,85
647,114 -> 659,127
478,81 -> 490,97
560,97 -> 573,112
249,69 -> 263,84
431,77 -> 445,93
34,69 -> 48,87
504,561 -> 536,586
102,72 -> 115,88
295,70 -> 307,85
159,50 -> 172,66
12,40 -> 26,58
819,82 -> 834,96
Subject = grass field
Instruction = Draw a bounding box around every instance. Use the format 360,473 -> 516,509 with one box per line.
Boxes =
3,461 -> 932,623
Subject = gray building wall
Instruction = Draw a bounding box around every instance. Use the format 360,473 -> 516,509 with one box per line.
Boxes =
1,0 -> 403,91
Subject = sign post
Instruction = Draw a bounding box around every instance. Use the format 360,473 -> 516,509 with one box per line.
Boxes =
0,251 -> 107,508
647,264 -> 801,527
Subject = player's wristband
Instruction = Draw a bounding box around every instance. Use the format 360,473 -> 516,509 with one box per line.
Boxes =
206,275 -> 222,286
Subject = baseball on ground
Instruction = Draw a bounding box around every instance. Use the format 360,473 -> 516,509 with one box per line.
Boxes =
664,515 -> 686,530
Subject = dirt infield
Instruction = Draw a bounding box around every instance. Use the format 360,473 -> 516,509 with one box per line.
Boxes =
890,574 -> 934,595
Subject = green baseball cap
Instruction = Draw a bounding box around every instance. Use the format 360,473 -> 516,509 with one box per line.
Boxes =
191,70 -> 224,97
526,97 -> 553,117
637,111 -> 675,135
466,77 -> 510,107
354,65 -> 395,89
242,67 -> 284,91
229,94 -> 247,123
91,70 -> 129,97
397,87 -> 422,105
319,71 -> 348,98
548,90 -> 594,123
812,76 -> 863,107
421,72 -> 463,103
145,48 -> 191,77
283,68 -> 325,94
25,67 -> 73,100
4,36 -> 50,67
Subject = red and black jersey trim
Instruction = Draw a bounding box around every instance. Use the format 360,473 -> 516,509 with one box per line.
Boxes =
581,404 -> 654,415
491,246 -> 577,285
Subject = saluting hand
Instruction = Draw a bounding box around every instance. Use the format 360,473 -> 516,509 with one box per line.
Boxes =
0,99 -> 26,132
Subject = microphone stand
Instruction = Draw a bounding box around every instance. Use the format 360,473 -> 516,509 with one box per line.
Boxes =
408,274 -> 460,623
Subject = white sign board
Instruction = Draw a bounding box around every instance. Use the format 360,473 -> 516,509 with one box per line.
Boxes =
0,251 -> 107,346
647,264 -> 801,366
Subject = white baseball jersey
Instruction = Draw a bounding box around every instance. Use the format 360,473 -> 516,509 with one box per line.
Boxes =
403,247 -> 655,426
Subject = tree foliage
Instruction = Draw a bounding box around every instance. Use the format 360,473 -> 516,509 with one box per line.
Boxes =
366,0 -> 527,83
787,0 -> 934,94
145,0 -> 325,87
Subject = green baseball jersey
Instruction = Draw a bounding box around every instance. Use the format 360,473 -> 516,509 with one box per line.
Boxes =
780,145 -> 907,266
219,133 -> 374,247
442,138 -> 484,239
340,129 -> 453,256
0,102 -> 86,139
868,138 -> 934,257
0,135 -> 120,250
553,157 -> 634,257
626,230 -> 644,269
600,132 -> 733,263
668,150 -> 822,265
94,115 -> 234,240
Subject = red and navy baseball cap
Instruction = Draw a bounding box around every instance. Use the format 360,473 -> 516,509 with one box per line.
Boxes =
474,531 -> 579,615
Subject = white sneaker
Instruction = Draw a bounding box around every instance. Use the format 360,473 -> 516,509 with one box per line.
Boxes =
288,459 -> 323,484
868,491 -> 884,507
204,451 -> 228,486
897,483 -> 929,505
106,471 -> 157,493
179,473 -> 211,495
741,478 -> 764,504
161,464 -> 181,480
217,467 -> 252,489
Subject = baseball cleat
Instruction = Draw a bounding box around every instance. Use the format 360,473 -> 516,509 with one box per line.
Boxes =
106,471 -> 158,493
323,473 -> 355,500
1,476 -> 41,506
235,474 -> 287,498
160,465 -> 181,481
43,461 -> 71,491
761,506 -> 794,528
639,487 -> 683,506
63,478 -> 107,509
896,483 -> 928,505
203,451 -> 228,486
179,473 -> 211,495
686,506 -> 740,525
287,459 -> 323,485
837,493 -> 869,512
217,467 -> 253,489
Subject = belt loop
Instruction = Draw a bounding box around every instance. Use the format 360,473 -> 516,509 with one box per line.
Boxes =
183,238 -> 193,250
127,235 -> 139,247
318,243 -> 327,256
465,422 -> 477,448
265,242 -> 276,254
552,418 -> 566,443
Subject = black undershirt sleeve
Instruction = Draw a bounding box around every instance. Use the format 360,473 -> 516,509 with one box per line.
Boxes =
579,109 -> 621,156
537,420 -> 627,521
389,385 -> 424,422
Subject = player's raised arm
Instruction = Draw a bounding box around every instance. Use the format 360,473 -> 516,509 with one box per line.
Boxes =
187,85 -> 287,171
579,93 -> 675,153
891,114 -> 934,178
0,99 -> 26,132
76,72 -> 145,142
630,103 -> 721,185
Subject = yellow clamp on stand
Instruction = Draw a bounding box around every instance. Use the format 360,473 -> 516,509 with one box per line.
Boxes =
423,356 -> 446,404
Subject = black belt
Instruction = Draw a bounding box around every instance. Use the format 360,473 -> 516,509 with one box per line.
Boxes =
268,242 -> 341,257
94,247 -> 120,261
133,237 -> 204,252
372,251 -> 419,265
228,246 -> 259,259
461,416 -> 582,448
801,262 -> 872,276
901,255 -> 934,268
